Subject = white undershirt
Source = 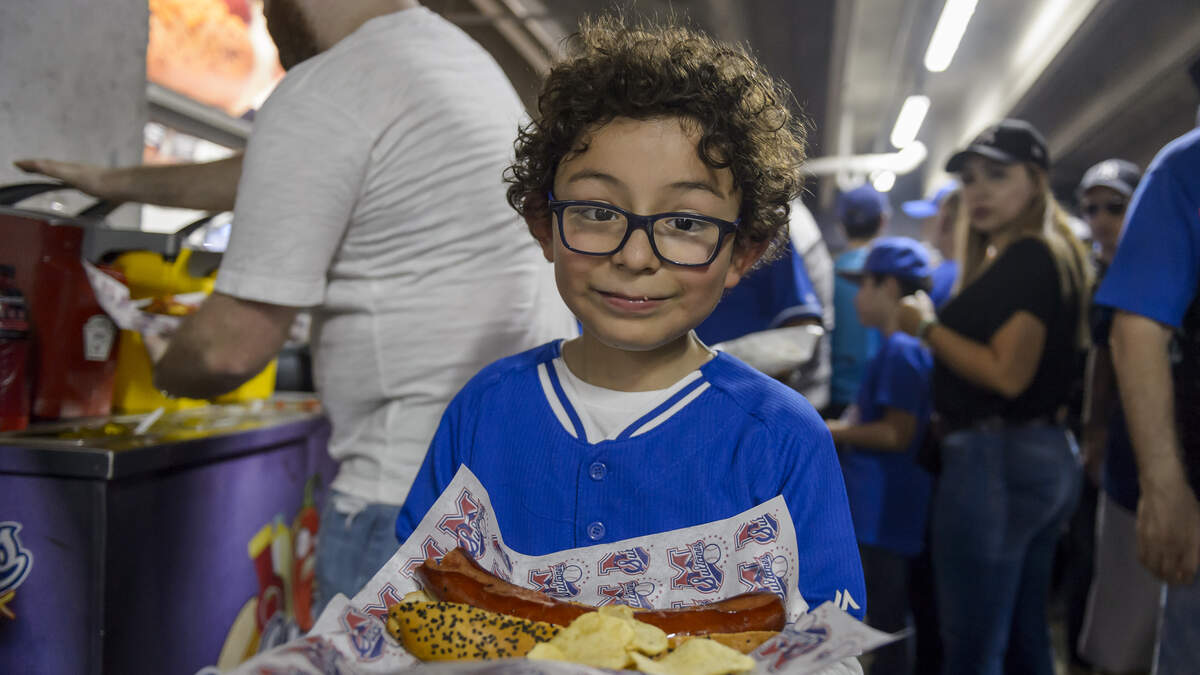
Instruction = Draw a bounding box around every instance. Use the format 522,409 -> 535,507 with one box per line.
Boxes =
551,357 -> 703,442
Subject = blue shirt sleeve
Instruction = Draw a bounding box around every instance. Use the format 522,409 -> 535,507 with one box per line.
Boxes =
1095,151 -> 1200,328
766,412 -> 867,619
395,393 -> 472,544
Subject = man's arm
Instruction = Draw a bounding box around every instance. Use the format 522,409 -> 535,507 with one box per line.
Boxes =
1110,310 -> 1200,585
826,408 -> 917,452
14,154 -> 243,212
153,292 -> 297,399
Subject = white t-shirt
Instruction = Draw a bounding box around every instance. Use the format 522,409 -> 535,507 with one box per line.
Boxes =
216,7 -> 575,504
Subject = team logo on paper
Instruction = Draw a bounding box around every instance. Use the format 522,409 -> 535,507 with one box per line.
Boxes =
0,521 -> 33,621
271,636 -> 352,674
400,536 -> 446,578
667,540 -> 724,594
528,563 -> 584,599
597,581 -> 656,610
340,607 -> 385,661
437,490 -> 487,559
758,621 -> 832,669
735,513 -> 779,550
737,553 -> 789,600
597,547 -> 650,576
340,584 -> 403,661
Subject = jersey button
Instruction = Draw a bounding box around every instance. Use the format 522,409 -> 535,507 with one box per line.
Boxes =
587,521 -> 605,541
589,461 -> 607,481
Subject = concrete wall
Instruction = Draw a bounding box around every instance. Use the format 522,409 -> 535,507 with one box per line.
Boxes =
0,0 -> 147,224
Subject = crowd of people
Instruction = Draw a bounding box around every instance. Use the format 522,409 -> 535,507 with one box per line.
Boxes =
13,3 -> 1198,674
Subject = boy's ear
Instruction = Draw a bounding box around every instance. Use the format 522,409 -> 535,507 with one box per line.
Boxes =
724,240 -> 770,289
523,191 -> 555,262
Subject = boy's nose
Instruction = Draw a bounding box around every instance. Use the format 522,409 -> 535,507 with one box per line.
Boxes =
611,228 -> 660,271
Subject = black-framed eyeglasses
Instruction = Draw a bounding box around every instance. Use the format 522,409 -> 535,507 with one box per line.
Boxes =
1081,201 -> 1127,217
546,192 -> 740,267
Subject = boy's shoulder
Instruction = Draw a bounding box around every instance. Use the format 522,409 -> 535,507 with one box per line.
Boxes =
704,352 -> 827,433
875,332 -> 934,374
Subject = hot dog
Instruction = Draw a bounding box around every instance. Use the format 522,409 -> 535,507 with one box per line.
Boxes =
415,547 -> 786,636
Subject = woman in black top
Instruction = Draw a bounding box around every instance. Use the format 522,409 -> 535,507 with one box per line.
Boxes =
897,119 -> 1092,675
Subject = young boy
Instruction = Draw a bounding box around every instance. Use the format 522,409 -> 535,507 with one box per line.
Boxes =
825,237 -> 935,673
395,16 -> 865,621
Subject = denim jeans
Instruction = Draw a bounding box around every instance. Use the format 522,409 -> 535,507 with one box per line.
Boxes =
1155,575 -> 1200,674
313,491 -> 402,616
932,423 -> 1081,675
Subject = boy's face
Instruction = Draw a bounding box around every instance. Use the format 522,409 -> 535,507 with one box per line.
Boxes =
534,116 -> 761,353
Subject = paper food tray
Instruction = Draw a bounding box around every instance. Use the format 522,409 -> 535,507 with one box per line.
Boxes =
222,466 -> 900,674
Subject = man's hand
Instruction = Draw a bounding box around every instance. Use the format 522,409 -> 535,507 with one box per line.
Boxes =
14,159 -> 120,199
1136,469 -> 1200,585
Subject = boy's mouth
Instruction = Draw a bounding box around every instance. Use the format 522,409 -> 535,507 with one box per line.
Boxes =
597,290 -> 668,310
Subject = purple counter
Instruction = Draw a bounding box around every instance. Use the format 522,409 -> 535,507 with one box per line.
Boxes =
0,407 -> 339,674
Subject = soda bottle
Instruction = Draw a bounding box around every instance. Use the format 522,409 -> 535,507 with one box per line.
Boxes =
0,264 -> 31,431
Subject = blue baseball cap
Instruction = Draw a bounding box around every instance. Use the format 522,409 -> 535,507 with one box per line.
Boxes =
901,182 -> 958,219
837,236 -> 933,283
836,184 -> 891,227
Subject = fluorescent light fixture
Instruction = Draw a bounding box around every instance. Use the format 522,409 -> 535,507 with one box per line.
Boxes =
871,170 -> 897,193
924,0 -> 977,72
890,95 -> 931,149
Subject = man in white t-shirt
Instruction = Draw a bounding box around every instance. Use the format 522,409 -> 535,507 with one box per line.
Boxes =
18,0 -> 574,604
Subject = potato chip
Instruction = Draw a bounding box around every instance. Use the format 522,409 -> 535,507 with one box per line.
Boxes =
598,605 -> 668,656
629,637 -> 756,675
530,611 -> 636,670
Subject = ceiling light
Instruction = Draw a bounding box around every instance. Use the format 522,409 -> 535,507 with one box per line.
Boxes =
890,95 -> 931,149
925,0 -> 978,73
871,170 -> 897,193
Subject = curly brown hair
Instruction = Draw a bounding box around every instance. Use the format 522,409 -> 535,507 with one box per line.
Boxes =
504,14 -> 808,261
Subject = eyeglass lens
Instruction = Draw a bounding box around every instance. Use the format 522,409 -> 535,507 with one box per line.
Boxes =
560,204 -> 723,265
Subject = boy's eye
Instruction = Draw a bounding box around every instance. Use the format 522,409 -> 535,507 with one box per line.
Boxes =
662,216 -> 705,233
578,206 -> 621,222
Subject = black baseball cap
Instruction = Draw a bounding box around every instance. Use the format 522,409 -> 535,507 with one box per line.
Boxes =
1077,159 -> 1141,199
945,119 -> 1050,173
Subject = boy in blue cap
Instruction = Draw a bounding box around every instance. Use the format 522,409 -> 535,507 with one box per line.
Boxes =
826,236 -> 935,675
394,15 -> 866,630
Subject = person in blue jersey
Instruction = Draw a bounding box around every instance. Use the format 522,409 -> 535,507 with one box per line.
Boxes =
829,185 -> 889,418
395,15 -> 867,631
826,237 -> 934,675
896,119 -> 1092,675
903,183 -> 960,309
1094,127 -> 1200,675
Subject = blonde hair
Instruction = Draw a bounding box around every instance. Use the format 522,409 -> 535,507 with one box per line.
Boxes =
952,165 -> 1093,351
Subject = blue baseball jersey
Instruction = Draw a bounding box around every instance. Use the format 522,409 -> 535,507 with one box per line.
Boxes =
839,332 -> 934,557
395,341 -> 867,618
1096,126 -> 1200,328
831,248 -> 881,405
695,245 -> 824,345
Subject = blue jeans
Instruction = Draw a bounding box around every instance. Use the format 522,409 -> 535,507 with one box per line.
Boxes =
314,491 -> 402,616
1155,575 -> 1200,674
932,423 -> 1081,675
